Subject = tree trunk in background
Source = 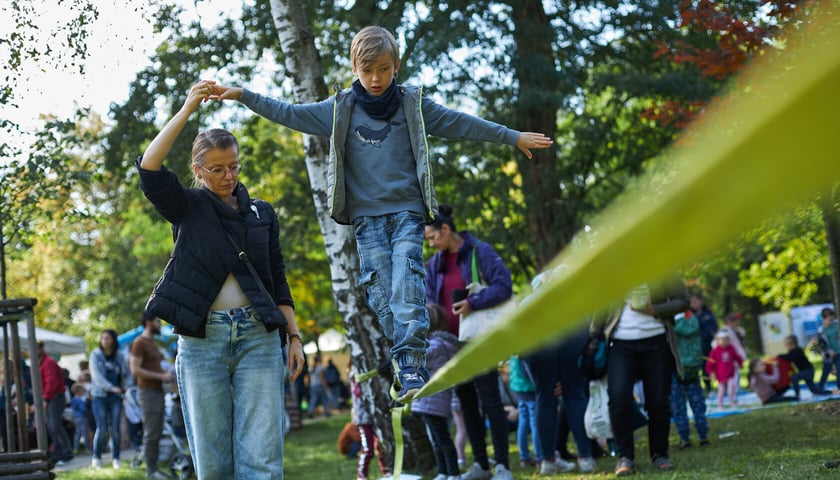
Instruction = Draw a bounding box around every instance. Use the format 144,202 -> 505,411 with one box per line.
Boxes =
1,223 -> 6,299
268,0 -> 433,471
820,184 -> 840,311
509,0 -> 566,268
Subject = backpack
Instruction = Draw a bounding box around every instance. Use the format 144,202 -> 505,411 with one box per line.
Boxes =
324,364 -> 340,386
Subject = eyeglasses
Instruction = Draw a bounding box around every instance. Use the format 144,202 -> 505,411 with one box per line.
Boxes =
200,164 -> 242,176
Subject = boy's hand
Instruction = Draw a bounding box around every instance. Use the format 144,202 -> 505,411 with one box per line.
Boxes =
516,132 -> 554,159
207,82 -> 244,101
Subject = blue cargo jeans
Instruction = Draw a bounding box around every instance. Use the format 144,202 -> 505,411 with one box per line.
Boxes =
353,211 -> 429,369
176,306 -> 286,479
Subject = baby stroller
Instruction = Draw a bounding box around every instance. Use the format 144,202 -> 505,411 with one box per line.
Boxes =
127,388 -> 195,479
160,419 -> 194,480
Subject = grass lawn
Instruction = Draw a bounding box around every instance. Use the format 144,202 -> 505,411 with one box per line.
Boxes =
55,399 -> 840,479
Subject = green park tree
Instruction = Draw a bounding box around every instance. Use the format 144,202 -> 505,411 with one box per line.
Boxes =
6,0 -> 835,468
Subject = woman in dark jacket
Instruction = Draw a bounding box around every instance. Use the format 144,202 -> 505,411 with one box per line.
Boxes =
138,80 -> 304,479
424,204 -> 515,480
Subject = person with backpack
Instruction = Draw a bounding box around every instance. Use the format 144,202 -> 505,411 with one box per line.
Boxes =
324,358 -> 342,410
668,311 -> 710,449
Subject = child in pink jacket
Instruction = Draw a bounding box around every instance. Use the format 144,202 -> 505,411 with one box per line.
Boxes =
706,330 -> 744,408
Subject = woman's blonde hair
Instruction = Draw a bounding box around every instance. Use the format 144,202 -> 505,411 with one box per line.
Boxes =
192,128 -> 239,167
191,128 -> 239,186
350,26 -> 400,71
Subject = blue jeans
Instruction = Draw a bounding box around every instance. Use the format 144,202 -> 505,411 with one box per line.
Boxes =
607,335 -> 674,462
46,395 -> 72,460
92,393 -> 123,460
308,383 -> 331,417
516,395 -> 541,462
329,383 -> 342,409
669,374 -> 708,442
353,212 -> 429,368
790,367 -> 823,396
176,306 -> 286,479
73,414 -> 89,451
523,329 -> 592,461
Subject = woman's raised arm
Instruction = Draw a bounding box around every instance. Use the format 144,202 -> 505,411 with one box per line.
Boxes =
140,81 -> 213,171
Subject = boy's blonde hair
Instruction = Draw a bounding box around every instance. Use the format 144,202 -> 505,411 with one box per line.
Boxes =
351,26 -> 400,70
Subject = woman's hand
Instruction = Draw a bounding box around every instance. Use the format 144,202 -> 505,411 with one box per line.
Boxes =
516,132 -> 554,159
184,80 -> 216,113
453,299 -> 473,317
140,80 -> 215,171
208,83 -> 244,101
287,337 -> 304,382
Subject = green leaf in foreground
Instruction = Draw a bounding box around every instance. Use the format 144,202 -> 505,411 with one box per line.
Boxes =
420,6 -> 840,398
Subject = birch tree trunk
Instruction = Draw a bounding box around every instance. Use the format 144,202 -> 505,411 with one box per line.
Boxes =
267,0 -> 433,471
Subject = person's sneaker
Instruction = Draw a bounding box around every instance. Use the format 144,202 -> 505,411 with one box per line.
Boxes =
652,455 -> 675,471
615,457 -> 635,477
91,458 -> 102,469
578,457 -> 597,473
112,459 -> 122,469
55,459 -> 69,466
539,457 -> 576,474
461,462 -> 492,480
491,464 -> 513,480
395,366 -> 428,404
678,440 -> 693,449
147,470 -> 171,479
699,438 -> 711,447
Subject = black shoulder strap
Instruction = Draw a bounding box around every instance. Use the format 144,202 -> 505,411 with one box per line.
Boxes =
221,228 -> 277,308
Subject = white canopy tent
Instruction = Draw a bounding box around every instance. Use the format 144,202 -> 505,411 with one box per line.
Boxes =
302,328 -> 347,355
0,326 -> 86,357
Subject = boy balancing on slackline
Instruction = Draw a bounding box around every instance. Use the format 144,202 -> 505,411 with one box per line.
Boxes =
208,25 -> 553,403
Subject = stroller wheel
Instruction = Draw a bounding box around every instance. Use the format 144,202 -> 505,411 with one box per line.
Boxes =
170,453 -> 194,479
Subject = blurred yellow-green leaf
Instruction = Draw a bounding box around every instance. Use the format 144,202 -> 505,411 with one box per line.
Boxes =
420,6 -> 840,397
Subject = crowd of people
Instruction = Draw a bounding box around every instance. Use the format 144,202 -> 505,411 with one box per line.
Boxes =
5,23 -> 840,480
0,321 -> 183,476
6,293 -> 837,479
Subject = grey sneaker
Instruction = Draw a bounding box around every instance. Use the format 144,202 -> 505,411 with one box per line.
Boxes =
578,457 -> 597,473
491,464 -> 513,480
652,455 -> 675,471
615,457 -> 636,477
146,471 -> 171,479
539,457 -> 576,474
461,462 -> 492,480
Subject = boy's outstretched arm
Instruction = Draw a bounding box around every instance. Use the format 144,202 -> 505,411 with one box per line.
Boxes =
516,132 -> 554,159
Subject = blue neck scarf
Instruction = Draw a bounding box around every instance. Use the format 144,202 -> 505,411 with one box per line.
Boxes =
352,79 -> 402,121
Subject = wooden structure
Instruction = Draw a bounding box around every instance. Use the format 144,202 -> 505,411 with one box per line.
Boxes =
0,298 -> 54,479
